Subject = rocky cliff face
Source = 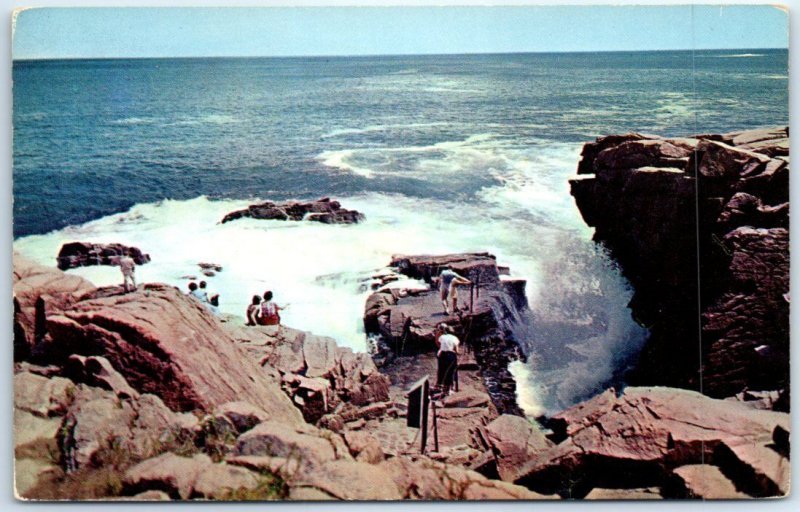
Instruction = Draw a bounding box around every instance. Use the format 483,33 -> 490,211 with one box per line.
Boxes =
569,127 -> 789,400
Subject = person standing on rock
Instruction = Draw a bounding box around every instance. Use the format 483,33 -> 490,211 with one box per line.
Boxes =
435,323 -> 460,396
438,268 -> 471,315
119,254 -> 137,292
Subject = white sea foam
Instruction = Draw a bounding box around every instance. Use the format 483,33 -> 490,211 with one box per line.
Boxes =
318,149 -> 375,178
320,122 -> 450,139
316,133 -> 508,179
112,117 -> 157,125
718,53 -> 766,58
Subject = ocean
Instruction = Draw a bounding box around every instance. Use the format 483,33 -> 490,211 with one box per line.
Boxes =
12,50 -> 788,415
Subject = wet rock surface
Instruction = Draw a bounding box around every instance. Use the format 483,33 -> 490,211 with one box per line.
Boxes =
220,197 -> 364,225
56,242 -> 151,270
570,127 -> 789,398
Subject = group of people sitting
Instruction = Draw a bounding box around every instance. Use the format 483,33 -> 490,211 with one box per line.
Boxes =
187,280 -> 220,314
245,291 -> 287,326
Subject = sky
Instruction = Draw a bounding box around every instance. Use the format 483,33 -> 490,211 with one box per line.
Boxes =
10,5 -> 791,60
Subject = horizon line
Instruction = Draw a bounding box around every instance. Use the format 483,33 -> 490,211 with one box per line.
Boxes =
13,47 -> 788,63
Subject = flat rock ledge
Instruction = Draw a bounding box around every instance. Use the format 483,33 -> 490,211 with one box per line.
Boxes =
220,197 -> 365,225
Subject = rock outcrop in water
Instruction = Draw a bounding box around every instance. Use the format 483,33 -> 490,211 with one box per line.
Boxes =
220,197 -> 365,225
569,127 -> 789,400
364,253 -> 528,415
56,242 -> 151,270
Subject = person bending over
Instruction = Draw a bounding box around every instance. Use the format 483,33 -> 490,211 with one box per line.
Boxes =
438,268 -> 471,315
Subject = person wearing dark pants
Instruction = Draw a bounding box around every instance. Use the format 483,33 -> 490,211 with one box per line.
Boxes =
435,323 -> 460,396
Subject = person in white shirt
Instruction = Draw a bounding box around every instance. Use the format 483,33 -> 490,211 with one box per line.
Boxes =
435,323 -> 460,395
118,255 -> 136,293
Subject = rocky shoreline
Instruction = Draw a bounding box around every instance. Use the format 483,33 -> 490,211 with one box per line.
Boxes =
569,127 -> 789,401
13,254 -> 551,500
13,126 -> 791,502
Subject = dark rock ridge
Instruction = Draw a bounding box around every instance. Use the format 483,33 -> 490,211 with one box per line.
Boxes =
364,253 -> 528,415
220,197 -> 365,225
57,242 -> 151,271
569,127 -> 789,399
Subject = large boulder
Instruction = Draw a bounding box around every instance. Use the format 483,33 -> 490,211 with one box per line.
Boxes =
122,453 -> 263,500
484,414 -> 553,482
234,420 -> 351,468
39,283 -> 303,424
379,456 -> 556,500
515,387 -> 789,498
59,384 -> 198,471
289,459 -> 401,500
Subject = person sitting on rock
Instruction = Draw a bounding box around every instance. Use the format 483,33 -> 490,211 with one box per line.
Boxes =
246,295 -> 261,326
438,268 -> 471,315
197,280 -> 211,302
118,254 -> 137,293
435,323 -> 460,396
259,290 -> 285,326
188,281 -> 201,298
200,280 -> 221,314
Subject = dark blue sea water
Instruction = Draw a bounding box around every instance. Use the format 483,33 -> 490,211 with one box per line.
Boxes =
12,50 -> 788,414
13,50 -> 788,237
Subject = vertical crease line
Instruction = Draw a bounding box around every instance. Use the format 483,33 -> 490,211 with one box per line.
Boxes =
690,4 -> 706,475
